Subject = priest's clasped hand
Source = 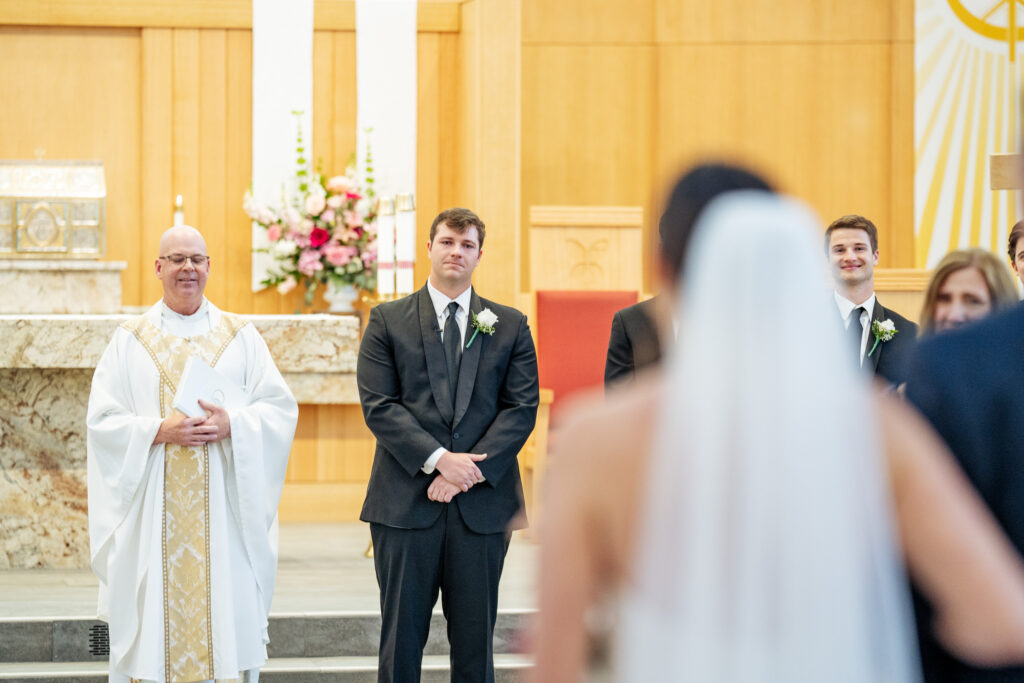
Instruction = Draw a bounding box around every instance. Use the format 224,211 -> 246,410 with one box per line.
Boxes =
197,399 -> 232,441
153,400 -> 231,447
435,451 -> 487,491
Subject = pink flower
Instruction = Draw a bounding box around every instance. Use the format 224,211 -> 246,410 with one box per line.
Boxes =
327,194 -> 344,209
305,193 -> 327,216
343,210 -> 364,228
345,191 -> 362,201
266,224 -> 282,242
298,249 -> 324,276
325,244 -> 357,266
321,208 -> 336,225
277,276 -> 297,294
326,175 -> 354,194
300,218 -> 314,236
361,246 -> 377,264
310,227 -> 331,248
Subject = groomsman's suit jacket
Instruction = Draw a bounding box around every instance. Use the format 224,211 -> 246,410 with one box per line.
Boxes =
604,297 -> 662,388
358,286 -> 540,534
906,306 -> 1024,683
862,299 -> 917,387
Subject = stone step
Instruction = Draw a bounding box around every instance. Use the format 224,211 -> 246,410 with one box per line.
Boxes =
0,654 -> 533,682
0,611 -> 533,663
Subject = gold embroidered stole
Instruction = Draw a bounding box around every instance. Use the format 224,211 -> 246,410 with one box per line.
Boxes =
122,311 -> 246,683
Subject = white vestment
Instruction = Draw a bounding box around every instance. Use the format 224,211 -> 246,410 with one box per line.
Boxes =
87,299 -> 298,682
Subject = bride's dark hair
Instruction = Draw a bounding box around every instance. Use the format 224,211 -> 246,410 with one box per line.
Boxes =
658,162 -> 773,282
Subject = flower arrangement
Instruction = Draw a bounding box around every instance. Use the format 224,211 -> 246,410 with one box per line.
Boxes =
245,122 -> 377,307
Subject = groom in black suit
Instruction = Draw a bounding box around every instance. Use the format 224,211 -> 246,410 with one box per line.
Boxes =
826,214 -> 917,386
357,207 -> 539,682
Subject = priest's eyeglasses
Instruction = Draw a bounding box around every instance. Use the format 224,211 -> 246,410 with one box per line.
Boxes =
159,254 -> 209,267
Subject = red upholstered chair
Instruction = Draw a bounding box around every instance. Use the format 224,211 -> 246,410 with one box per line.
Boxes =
536,290 -> 638,422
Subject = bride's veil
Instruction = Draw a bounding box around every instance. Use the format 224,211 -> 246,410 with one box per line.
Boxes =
615,191 -> 920,682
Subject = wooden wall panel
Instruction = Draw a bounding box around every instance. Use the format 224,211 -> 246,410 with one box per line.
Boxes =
655,43 -> 903,265
140,28 -> 173,305
522,45 -> 655,287
523,0 -> 654,45
655,0 -> 909,44
224,29 -> 254,312
455,0 -> 523,302
0,27 -> 142,300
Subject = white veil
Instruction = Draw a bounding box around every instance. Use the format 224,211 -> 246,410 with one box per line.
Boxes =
615,192 -> 921,682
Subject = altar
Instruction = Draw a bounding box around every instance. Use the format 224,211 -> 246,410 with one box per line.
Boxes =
0,311 -> 359,569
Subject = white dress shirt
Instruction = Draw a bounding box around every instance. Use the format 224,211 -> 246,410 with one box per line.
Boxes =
421,281 -> 473,473
834,291 -> 876,367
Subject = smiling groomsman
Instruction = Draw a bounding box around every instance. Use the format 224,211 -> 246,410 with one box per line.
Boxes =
357,207 -> 539,682
826,214 -> 918,386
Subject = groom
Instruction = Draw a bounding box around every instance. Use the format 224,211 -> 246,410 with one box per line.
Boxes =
357,207 -> 540,682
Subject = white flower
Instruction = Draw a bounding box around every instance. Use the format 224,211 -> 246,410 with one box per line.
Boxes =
305,193 -> 327,216
476,308 -> 498,331
868,318 -> 898,357
273,239 -> 298,258
873,319 -> 896,341
466,307 -> 498,349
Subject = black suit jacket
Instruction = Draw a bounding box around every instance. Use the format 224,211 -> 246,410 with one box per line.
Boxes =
863,299 -> 918,386
905,307 -> 1024,683
357,286 -> 539,535
604,297 -> 662,388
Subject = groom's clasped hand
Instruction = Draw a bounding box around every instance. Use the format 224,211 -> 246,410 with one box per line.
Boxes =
428,450 -> 488,501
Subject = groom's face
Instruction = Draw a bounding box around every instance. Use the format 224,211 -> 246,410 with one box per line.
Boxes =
427,223 -> 482,288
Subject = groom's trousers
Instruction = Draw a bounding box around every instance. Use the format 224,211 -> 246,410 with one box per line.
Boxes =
370,502 -> 512,683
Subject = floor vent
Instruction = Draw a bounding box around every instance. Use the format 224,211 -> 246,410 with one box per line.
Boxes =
89,623 -> 109,657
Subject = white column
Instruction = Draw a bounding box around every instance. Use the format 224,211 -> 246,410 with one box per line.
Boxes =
251,0 -> 314,291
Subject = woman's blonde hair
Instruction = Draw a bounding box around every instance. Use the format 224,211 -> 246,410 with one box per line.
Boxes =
920,248 -> 1019,334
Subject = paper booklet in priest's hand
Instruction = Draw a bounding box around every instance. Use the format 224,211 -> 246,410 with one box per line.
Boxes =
172,355 -> 249,418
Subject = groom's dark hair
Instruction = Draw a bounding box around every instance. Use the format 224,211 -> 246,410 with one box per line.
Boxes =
659,162 -> 773,282
430,207 -> 486,249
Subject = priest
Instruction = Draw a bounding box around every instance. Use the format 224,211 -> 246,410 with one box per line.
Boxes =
86,225 -> 298,683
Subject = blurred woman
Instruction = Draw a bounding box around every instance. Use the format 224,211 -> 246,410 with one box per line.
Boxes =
532,190 -> 1024,682
919,248 -> 1017,334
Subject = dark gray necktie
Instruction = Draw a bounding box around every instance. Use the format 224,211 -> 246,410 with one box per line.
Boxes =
443,301 -> 462,401
848,307 -> 865,366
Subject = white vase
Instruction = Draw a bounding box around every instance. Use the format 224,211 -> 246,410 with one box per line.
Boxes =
324,282 -> 359,314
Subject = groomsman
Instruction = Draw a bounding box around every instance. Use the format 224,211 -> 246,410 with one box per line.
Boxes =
357,207 -> 539,682
826,214 -> 917,386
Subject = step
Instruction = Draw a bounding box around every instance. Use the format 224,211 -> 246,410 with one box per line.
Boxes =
0,654 -> 532,682
0,611 -> 533,663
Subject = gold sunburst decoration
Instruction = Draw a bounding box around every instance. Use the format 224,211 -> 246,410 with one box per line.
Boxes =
948,0 -> 1024,60
914,0 -> 1023,267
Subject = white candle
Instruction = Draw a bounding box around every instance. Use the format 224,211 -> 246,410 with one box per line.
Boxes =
395,193 -> 416,296
376,200 -> 396,297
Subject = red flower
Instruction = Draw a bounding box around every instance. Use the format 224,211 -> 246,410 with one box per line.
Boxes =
310,227 -> 330,248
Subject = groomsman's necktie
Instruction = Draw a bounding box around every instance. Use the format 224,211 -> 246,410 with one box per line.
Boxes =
848,307 -> 864,366
443,301 -> 462,400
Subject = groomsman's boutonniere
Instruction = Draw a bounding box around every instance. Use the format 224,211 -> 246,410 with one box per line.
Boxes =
868,319 -> 897,357
466,308 -> 498,348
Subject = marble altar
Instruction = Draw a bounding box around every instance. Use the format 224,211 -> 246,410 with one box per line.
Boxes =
0,313 -> 360,568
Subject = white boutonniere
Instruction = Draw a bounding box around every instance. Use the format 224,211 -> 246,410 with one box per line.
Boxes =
466,308 -> 498,348
868,319 -> 897,357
